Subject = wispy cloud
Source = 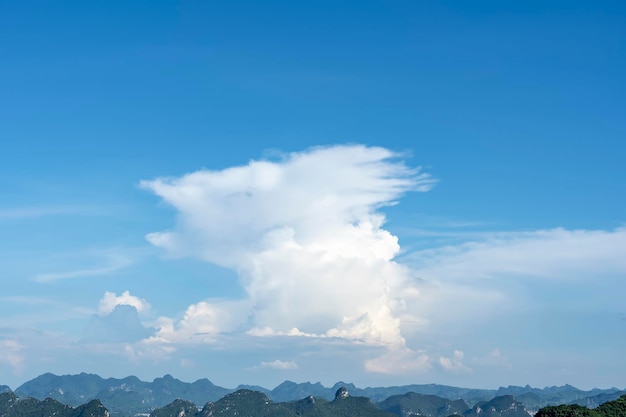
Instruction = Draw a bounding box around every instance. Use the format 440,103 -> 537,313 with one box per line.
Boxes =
0,205 -> 107,220
409,227 -> 626,283
34,249 -> 134,283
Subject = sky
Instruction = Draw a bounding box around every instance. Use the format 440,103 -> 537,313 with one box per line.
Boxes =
1,0 -> 625,391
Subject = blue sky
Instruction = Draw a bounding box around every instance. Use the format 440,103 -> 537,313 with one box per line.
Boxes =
1,0 -> 625,391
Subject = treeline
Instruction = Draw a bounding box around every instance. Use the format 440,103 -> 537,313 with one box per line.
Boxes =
536,395 -> 626,417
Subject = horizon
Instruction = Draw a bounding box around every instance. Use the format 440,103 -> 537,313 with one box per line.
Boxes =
1,1 -> 625,392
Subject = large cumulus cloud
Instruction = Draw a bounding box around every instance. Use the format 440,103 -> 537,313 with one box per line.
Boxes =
141,145 -> 435,349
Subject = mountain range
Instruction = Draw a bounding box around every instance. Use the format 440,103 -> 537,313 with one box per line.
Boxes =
6,373 -> 626,417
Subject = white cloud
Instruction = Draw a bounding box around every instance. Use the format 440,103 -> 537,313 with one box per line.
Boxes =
439,350 -> 472,373
0,339 -> 24,373
99,291 -> 151,315
142,145 -> 434,350
151,299 -> 251,344
124,342 -> 176,363
255,359 -> 299,370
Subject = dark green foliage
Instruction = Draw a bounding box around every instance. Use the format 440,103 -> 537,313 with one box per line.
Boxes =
595,394 -> 626,417
322,395 -> 395,417
378,392 -> 468,417
0,392 -> 18,416
72,400 -> 109,417
536,404 -> 601,417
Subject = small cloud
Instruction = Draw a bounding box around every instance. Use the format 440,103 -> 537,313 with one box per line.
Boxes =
252,359 -> 299,370
247,326 -> 317,338
0,339 -> 24,373
99,290 -> 151,315
365,347 -> 430,374
149,299 -> 251,345
439,350 -> 472,373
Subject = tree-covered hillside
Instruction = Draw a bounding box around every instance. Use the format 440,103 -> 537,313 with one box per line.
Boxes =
0,391 -> 109,417
536,395 -> 626,417
378,392 -> 468,417
151,388 -> 395,417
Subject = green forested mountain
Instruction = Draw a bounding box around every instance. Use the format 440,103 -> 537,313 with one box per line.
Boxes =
14,373 -> 623,410
151,388 -> 395,417
3,384 -> 626,417
149,399 -> 198,417
594,395 -> 626,417
15,373 -> 230,415
0,391 -> 109,417
463,395 -> 530,417
9,373 -> 626,417
377,392 -> 468,417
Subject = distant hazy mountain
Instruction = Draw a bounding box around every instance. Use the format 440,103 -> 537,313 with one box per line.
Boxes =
0,391 -> 108,417
569,390 -> 626,409
269,380 -> 337,402
536,394 -> 626,417
15,373 -> 230,415
495,385 -> 624,410
0,387 -> 10,394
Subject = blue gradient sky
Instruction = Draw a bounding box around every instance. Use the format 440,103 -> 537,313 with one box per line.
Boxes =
1,0 -> 625,390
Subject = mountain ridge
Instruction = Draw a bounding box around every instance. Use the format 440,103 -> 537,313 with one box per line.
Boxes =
8,373 -> 626,416
4,380 -> 626,417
